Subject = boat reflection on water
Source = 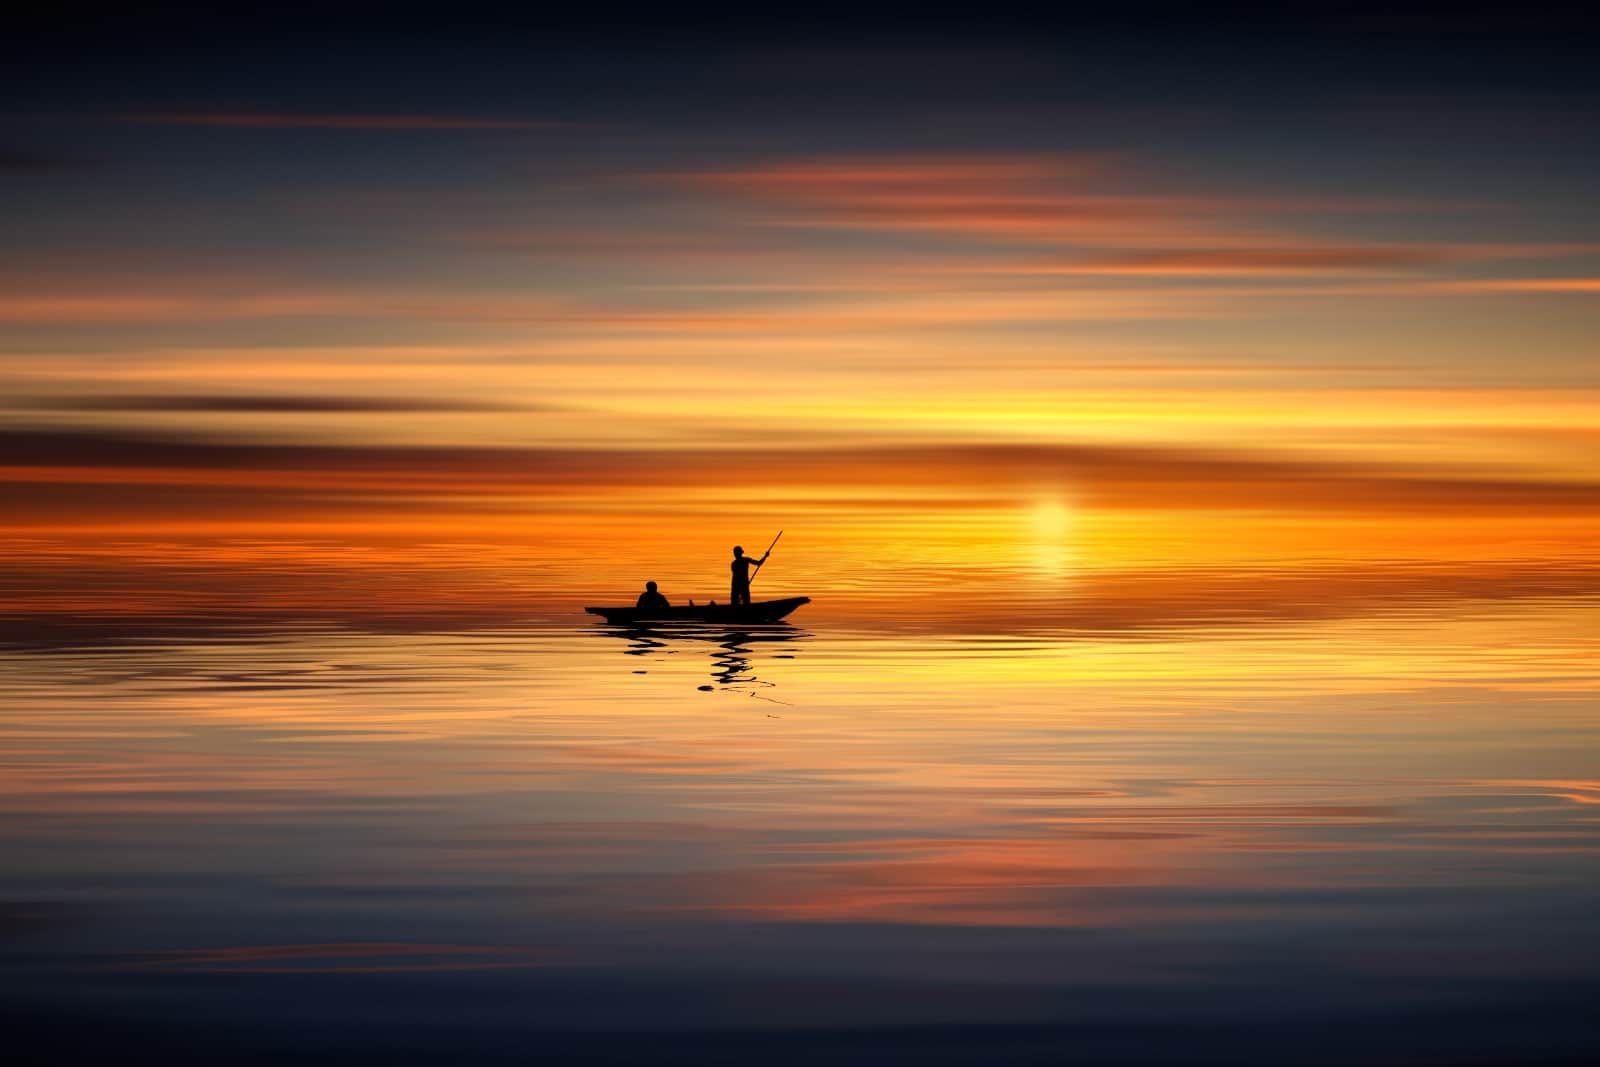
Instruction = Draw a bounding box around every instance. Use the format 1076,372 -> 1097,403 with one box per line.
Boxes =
596,621 -> 811,692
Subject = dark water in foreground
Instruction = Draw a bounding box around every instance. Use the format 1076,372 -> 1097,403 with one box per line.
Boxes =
2,599 -> 1598,1064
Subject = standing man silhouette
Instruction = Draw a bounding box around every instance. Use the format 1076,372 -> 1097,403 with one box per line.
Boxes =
729,545 -> 768,606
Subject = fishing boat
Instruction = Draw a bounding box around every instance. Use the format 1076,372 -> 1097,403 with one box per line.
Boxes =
585,596 -> 810,626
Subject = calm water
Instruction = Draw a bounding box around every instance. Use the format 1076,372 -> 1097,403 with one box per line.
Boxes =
3,595 -> 1598,1064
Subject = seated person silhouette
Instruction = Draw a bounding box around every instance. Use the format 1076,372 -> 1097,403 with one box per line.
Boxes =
635,581 -> 671,615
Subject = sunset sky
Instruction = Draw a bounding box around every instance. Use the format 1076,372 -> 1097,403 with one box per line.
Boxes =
4,8 -> 1598,625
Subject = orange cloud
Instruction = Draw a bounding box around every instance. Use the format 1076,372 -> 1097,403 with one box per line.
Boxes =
3,430 -> 1597,520
1412,278 -> 1600,294
0,293 -> 372,324
650,155 -> 1600,298
985,246 -> 1458,275
658,154 -> 1219,244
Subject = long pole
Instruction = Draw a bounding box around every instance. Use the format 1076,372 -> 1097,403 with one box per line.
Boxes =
747,530 -> 783,590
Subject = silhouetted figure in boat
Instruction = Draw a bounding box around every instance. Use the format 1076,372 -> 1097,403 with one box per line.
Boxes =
635,581 -> 671,615
729,545 -> 769,606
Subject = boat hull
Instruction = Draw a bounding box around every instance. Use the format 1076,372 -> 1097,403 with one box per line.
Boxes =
585,596 -> 810,626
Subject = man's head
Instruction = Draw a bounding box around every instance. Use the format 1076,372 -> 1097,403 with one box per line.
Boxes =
646,581 -> 658,592
733,546 -> 744,557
